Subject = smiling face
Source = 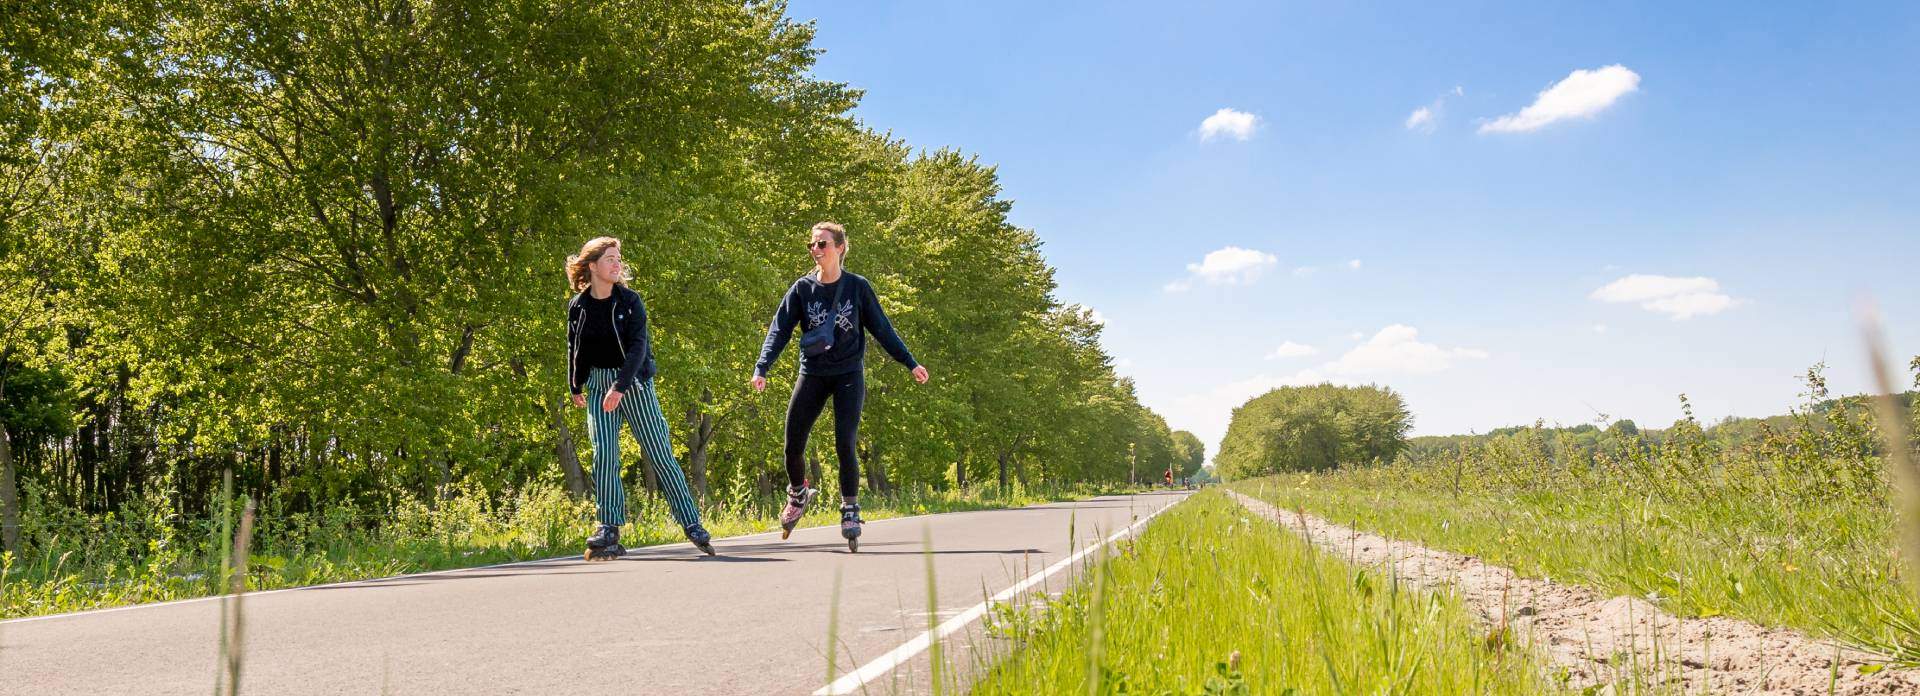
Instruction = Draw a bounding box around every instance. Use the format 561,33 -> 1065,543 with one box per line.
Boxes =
809,228 -> 844,271
590,245 -> 624,285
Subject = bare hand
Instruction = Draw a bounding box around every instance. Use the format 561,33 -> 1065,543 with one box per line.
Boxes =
911,365 -> 930,384
571,393 -> 586,408
751,374 -> 767,393
602,390 -> 624,413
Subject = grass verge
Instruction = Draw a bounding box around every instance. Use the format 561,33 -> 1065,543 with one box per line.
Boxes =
1228,471 -> 1920,663
968,489 -> 1561,695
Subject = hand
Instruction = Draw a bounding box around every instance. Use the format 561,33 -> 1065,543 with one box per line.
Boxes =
570,393 -> 586,408
751,374 -> 767,393
601,390 -> 624,413
911,365 -> 930,384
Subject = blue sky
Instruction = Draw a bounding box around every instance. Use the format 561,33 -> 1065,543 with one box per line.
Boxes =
789,1 -> 1920,458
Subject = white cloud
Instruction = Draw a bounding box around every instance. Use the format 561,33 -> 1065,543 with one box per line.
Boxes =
1404,107 -> 1434,132
1292,266 -> 1318,277
1324,324 -> 1488,376
1266,341 -> 1318,360
1347,259 -> 1362,270
1589,274 -> 1737,320
1349,331 -> 1364,340
1405,86 -> 1465,133
1087,309 -> 1108,325
1592,324 -> 1609,334
1199,108 -> 1260,142
1166,246 -> 1278,291
1480,65 -> 1640,134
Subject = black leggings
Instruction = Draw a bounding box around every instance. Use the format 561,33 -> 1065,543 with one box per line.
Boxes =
784,371 -> 866,498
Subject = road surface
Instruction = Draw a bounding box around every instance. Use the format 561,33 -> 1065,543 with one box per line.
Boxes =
1,491 -> 1189,695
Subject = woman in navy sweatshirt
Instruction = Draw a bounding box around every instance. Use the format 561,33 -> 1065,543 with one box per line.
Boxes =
751,222 -> 929,549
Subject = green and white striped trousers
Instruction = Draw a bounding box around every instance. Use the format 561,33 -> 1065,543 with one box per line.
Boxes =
583,368 -> 701,529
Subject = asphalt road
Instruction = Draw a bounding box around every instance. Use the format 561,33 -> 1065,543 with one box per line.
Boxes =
1,491 -> 1189,695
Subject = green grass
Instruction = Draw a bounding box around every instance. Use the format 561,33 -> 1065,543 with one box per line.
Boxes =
1228,470 -> 1920,663
968,490 -> 1562,695
0,480 -> 1133,620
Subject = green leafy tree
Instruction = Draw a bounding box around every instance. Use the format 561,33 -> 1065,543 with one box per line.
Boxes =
1215,384 -> 1412,479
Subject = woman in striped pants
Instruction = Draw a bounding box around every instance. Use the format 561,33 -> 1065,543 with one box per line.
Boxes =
565,237 -> 714,558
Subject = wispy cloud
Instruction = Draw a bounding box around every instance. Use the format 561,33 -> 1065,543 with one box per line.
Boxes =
1481,65 -> 1639,134
1324,324 -> 1488,376
1405,107 -> 1435,132
1199,108 -> 1260,142
1347,259 -> 1362,270
1406,86 -> 1463,133
1590,274 -> 1737,320
1166,246 -> 1278,291
1266,341 -> 1318,360
1292,266 -> 1318,277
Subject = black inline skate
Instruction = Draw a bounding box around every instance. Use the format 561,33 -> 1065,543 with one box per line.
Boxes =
584,524 -> 624,561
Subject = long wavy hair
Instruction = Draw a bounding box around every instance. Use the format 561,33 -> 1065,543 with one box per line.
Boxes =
565,236 -> 624,292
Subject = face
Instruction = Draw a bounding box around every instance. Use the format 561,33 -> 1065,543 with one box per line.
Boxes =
808,229 -> 842,267
591,247 -> 624,283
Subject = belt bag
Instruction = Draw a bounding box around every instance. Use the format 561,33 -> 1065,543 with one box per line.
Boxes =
800,277 -> 847,357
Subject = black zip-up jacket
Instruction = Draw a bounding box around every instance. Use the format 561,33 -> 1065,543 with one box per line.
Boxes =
567,285 -> 656,395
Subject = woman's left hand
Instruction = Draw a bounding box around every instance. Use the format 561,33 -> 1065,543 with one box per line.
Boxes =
911,365 -> 930,384
602,390 -> 624,413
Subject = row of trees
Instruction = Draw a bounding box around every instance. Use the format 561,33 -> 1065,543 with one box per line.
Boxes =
0,1 -> 1195,552
1213,384 -> 1412,479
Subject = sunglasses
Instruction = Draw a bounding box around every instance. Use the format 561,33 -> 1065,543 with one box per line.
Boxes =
807,240 -> 836,250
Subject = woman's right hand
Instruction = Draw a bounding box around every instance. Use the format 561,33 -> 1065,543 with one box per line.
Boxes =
751,374 -> 767,393
571,393 -> 586,408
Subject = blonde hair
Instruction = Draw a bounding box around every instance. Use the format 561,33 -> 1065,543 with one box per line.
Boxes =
565,237 -> 624,292
811,222 -> 847,273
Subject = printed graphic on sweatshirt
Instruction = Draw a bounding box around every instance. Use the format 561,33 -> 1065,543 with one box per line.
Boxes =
805,299 -> 857,332
806,300 -> 830,330
834,300 -> 855,331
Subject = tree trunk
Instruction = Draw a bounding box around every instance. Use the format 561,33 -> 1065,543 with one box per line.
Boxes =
863,443 -> 890,494
684,389 -> 716,501
2,426 -> 19,554
954,447 -> 968,490
550,401 -> 589,498
997,450 -> 1010,494
997,434 -> 1025,494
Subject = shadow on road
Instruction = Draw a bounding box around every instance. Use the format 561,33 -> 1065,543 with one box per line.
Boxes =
698,541 -> 1046,558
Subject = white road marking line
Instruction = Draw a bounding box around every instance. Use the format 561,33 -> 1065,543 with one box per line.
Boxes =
814,494 -> 1184,695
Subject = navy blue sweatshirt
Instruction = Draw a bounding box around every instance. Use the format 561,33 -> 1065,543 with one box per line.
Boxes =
754,272 -> 918,377
566,284 -> 656,395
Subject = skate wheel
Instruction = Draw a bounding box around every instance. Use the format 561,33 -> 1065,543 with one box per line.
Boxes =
847,538 -> 859,553
781,528 -> 792,540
